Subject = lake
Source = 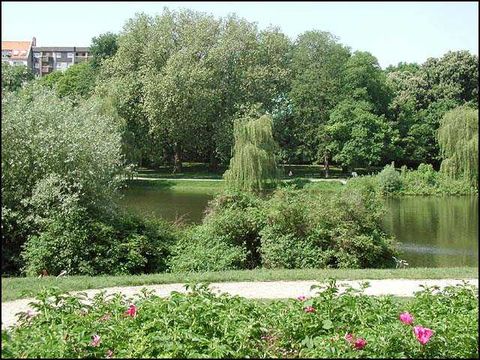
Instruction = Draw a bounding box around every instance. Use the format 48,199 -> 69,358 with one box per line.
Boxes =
119,187 -> 478,268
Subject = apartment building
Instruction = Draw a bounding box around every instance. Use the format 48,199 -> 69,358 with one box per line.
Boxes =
1,37 -> 36,68
32,46 -> 91,76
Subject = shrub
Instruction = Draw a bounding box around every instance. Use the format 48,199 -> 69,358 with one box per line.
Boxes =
260,187 -> 396,269
1,85 -> 123,274
399,163 -> 476,196
2,282 -> 477,358
168,227 -> 246,272
168,191 -> 265,271
351,163 -> 477,197
22,209 -> 176,276
171,186 -> 396,271
377,163 -> 402,194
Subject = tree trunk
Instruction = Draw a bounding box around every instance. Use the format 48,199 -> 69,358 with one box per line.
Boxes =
324,153 -> 330,178
172,143 -> 182,174
208,151 -> 219,172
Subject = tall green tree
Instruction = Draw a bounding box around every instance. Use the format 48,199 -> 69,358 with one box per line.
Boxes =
387,51 -> 478,167
438,106 -> 478,187
289,30 -> 351,164
1,84 -> 123,273
327,100 -> 391,171
224,111 -> 280,192
342,51 -> 392,115
90,32 -> 119,69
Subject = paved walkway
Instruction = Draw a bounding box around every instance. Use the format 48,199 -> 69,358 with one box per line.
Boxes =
134,176 -> 348,185
2,278 -> 476,330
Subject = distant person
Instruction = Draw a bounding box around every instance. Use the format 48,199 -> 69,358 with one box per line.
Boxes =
288,170 -> 293,177
351,171 -> 358,177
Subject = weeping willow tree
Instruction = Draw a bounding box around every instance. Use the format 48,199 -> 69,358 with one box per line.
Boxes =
437,106 -> 478,187
224,114 -> 280,192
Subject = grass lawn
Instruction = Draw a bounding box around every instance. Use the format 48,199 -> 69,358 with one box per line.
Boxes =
124,177 -> 345,195
134,162 -> 380,180
123,179 -> 224,194
2,267 -> 476,302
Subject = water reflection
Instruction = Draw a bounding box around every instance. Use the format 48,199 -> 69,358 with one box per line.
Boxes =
382,196 -> 478,267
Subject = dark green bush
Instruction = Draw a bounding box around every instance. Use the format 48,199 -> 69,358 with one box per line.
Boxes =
169,186 -> 397,272
21,209 -> 176,276
169,191 -> 265,271
260,187 -> 396,269
168,227 -> 246,272
2,282 -> 477,358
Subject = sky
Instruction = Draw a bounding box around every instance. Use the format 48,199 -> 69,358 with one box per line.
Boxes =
1,1 -> 478,68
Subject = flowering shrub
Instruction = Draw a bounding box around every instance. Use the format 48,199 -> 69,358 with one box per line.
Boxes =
1,281 -> 477,358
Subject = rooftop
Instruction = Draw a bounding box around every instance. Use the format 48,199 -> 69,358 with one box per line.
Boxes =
1,40 -> 32,59
32,46 -> 90,52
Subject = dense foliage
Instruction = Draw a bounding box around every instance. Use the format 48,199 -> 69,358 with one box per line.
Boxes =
39,62 -> 96,99
1,85 -> 176,276
1,85 -> 124,273
2,282 -> 477,358
90,32 -> 119,69
351,163 -> 476,196
89,8 -> 478,173
1,63 -> 34,93
168,184 -> 397,272
21,211 -> 176,276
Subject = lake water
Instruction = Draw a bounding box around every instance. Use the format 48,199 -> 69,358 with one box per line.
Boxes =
119,188 -> 478,268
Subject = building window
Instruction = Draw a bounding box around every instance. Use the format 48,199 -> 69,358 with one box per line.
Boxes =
35,63 -> 40,68
56,53 -> 62,58
67,52 -> 74,58
33,52 -> 41,58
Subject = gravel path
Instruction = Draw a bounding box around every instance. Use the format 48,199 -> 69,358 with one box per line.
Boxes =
2,278 -> 476,330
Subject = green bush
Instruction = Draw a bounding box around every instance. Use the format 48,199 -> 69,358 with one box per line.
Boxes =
2,282 -> 477,358
170,186 -> 396,271
21,209 -> 176,276
260,187 -> 396,269
377,164 -> 402,194
350,163 -> 476,197
168,227 -> 246,272
1,85 -> 123,274
168,191 -> 265,271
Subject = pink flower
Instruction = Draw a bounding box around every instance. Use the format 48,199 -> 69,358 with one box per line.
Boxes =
90,334 -> 101,347
106,349 -> 114,358
297,295 -> 307,301
303,305 -> 316,313
399,312 -> 414,325
344,333 -> 354,343
354,338 -> 367,350
125,304 -> 137,317
413,326 -> 433,345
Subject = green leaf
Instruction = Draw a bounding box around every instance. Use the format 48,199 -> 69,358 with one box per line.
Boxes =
322,319 -> 333,330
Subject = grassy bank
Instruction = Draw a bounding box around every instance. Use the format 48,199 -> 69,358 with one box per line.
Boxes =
124,177 -> 345,195
2,267 -> 477,302
124,179 -> 224,194
135,162 -> 376,180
